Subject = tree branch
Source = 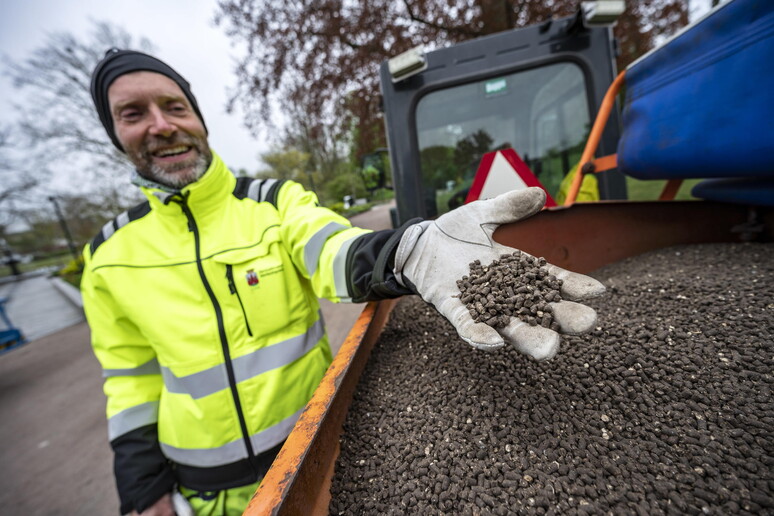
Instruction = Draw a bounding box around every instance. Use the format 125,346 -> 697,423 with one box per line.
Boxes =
401,0 -> 481,37
310,30 -> 362,49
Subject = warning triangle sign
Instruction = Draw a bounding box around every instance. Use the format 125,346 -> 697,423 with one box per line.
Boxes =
465,149 -> 557,207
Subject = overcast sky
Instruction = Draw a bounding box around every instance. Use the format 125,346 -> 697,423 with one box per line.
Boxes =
1,0 -> 717,178
0,0 -> 264,173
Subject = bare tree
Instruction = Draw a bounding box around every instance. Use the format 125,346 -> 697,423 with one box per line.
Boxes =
280,102 -> 355,204
0,126 -> 38,225
615,0 -> 689,71
3,20 -> 155,213
216,0 -> 688,159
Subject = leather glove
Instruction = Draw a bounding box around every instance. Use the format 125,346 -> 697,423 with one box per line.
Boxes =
393,187 -> 605,361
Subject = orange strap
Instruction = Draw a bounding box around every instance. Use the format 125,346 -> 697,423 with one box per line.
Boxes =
591,154 -> 618,173
564,70 -> 626,206
658,179 -> 683,201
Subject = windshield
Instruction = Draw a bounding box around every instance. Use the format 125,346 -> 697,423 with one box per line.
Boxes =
415,62 -> 590,216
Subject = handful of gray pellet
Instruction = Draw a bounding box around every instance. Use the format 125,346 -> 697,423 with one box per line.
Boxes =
456,251 -> 563,330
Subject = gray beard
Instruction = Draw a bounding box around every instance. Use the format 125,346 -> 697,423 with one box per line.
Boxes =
144,152 -> 210,189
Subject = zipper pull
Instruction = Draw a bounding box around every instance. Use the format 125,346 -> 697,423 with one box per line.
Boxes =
173,195 -> 195,232
182,206 -> 194,232
225,264 -> 253,337
226,265 -> 236,294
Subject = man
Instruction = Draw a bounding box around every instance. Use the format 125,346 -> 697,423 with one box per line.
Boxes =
84,49 -> 604,515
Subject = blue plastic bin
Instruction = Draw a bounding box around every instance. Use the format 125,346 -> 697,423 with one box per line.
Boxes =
618,0 -> 774,181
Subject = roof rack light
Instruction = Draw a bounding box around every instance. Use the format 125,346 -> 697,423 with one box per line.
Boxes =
581,0 -> 625,27
388,46 -> 427,83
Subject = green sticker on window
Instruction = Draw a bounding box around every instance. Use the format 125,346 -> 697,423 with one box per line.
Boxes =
485,78 -> 507,96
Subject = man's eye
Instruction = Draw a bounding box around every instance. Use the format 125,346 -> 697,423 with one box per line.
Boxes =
120,110 -> 141,121
168,103 -> 187,113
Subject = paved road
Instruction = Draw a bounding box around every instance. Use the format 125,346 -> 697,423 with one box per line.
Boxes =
0,201 -> 394,515
0,272 -> 85,343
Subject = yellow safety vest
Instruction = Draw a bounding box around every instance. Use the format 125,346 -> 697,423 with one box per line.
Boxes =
82,152 -> 370,491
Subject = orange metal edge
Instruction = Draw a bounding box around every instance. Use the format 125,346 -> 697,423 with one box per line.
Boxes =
496,200 -> 773,275
244,298 -> 398,516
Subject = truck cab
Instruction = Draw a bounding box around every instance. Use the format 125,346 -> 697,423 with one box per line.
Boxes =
380,9 -> 626,226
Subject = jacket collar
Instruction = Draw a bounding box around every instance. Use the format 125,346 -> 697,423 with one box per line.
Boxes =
139,151 -> 236,215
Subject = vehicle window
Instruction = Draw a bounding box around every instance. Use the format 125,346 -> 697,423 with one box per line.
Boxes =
415,62 -> 590,216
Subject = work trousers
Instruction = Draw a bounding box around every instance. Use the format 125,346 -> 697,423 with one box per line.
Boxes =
179,480 -> 261,516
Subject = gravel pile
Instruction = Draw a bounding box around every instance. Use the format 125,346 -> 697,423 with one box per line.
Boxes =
457,252 -> 563,330
330,243 -> 774,515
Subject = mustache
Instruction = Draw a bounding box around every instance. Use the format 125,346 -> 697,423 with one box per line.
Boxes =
143,134 -> 201,152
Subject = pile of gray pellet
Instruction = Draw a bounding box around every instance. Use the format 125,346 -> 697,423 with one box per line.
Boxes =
457,252 -> 563,330
330,243 -> 773,515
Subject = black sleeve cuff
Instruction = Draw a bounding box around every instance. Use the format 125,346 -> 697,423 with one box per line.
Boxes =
111,424 -> 175,514
345,218 -> 422,302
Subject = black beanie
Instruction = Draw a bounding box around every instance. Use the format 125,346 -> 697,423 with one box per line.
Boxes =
90,48 -> 208,152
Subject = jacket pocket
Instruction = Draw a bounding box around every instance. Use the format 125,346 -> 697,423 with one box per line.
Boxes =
213,239 -> 291,338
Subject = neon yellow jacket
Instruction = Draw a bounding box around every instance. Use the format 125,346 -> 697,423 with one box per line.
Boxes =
82,153 -> 411,513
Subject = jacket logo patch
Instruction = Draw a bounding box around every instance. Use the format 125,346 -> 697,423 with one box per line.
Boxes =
245,269 -> 260,287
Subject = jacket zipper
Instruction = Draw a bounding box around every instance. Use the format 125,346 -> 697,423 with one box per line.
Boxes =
226,264 -> 254,337
175,197 -> 257,468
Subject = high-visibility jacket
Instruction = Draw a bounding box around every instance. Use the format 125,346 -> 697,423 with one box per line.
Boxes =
82,152 -> 411,514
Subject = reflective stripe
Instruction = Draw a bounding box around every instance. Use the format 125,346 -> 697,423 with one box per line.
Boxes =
249,407 -> 303,457
162,434 -> 248,467
160,408 -> 302,467
247,179 -> 262,201
232,317 -> 325,382
108,401 -> 159,441
100,210 -> 137,244
90,202 -> 152,254
161,362 -> 229,400
101,220 -> 115,241
333,235 -> 360,302
161,317 -> 326,399
247,178 -> 277,202
103,357 -> 160,378
259,179 -> 278,201
304,222 -> 348,277
116,211 -> 130,228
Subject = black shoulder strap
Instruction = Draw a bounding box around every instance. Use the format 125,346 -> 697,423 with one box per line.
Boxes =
90,201 -> 151,255
232,177 -> 287,208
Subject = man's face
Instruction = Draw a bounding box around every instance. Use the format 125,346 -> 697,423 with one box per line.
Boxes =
108,71 -> 212,189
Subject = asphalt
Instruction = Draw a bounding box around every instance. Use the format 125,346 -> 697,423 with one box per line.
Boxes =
0,271 -> 85,344
0,201 -> 394,515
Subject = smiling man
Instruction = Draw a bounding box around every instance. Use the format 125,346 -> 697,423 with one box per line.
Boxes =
83,49 -> 605,516
110,72 -> 211,188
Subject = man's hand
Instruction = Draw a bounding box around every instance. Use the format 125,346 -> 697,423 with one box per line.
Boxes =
394,187 -> 605,361
130,493 -> 175,516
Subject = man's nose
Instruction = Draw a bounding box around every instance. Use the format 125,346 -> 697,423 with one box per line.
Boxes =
148,106 -> 176,137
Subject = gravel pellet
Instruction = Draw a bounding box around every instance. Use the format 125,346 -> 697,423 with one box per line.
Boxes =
330,243 -> 774,515
456,252 -> 563,330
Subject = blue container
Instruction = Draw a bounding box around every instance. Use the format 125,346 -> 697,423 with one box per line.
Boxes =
692,177 -> 774,205
618,0 -> 774,181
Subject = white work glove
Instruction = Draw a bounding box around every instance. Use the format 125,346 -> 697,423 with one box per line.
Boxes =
394,187 -> 605,361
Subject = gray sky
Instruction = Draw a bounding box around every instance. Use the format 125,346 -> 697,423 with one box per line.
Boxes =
0,0 -> 718,181
0,0 -> 264,174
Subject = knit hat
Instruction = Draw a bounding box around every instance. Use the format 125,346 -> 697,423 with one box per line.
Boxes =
90,48 -> 208,151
